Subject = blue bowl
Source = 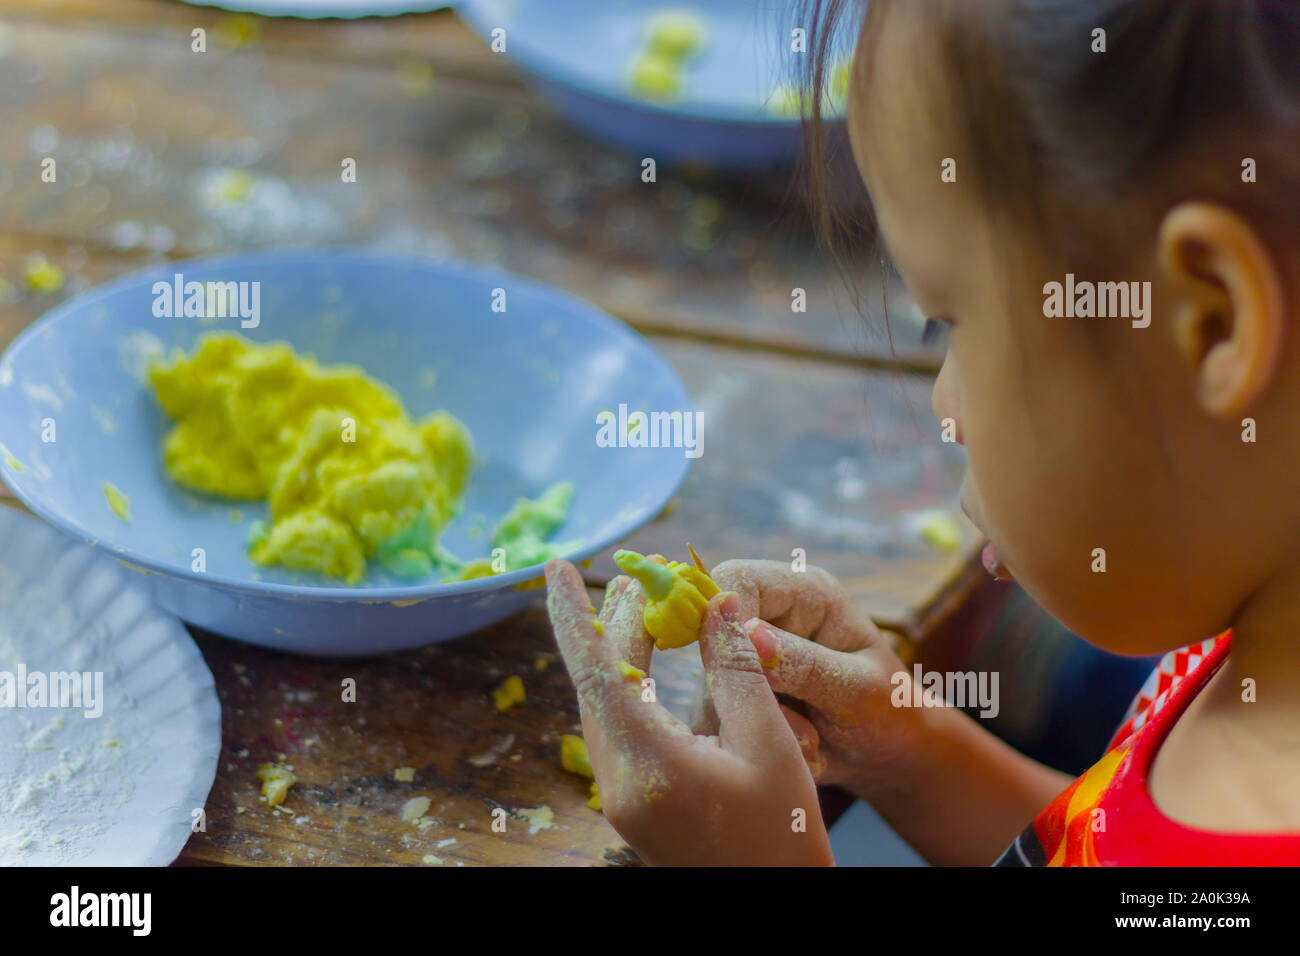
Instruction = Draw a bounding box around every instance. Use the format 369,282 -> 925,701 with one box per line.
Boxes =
458,0 -> 851,169
0,251 -> 693,656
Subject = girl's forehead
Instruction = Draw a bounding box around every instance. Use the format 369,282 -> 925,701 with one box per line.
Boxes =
846,21 -> 1005,308
849,57 -> 968,231
849,5 -> 956,182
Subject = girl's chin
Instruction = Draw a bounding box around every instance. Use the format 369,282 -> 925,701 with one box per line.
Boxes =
981,542 -> 1016,582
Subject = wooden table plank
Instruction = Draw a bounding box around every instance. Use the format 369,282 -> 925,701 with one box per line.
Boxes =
2,1 -> 508,82
182,602 -> 634,866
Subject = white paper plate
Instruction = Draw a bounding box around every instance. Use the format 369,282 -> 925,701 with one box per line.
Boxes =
175,0 -> 453,17
0,507 -> 221,866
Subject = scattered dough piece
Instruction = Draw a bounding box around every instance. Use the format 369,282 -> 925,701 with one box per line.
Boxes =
401,796 -> 431,822
468,733 -> 516,768
646,9 -> 706,59
628,53 -> 682,100
257,763 -> 297,807
393,766 -> 416,783
766,83 -> 802,117
913,509 -> 963,553
24,253 -> 64,294
560,734 -> 593,779
103,482 -> 131,522
493,675 -> 525,712
617,661 -> 645,682
1,442 -> 23,472
517,805 -> 555,834
560,736 -> 602,813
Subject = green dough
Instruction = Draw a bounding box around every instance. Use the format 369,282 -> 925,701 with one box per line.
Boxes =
448,481 -> 580,579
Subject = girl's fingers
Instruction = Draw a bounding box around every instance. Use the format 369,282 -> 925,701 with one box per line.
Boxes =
544,560 -> 688,753
599,575 -> 654,674
687,675 -> 720,735
780,704 -> 826,782
710,559 -> 881,653
697,591 -> 804,770
744,618 -> 883,717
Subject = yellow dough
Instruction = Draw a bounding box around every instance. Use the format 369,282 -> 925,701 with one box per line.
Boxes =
612,544 -> 718,650
560,734 -> 602,811
149,332 -> 471,585
256,762 -> 296,807
103,482 -> 131,522
493,675 -> 525,712
149,332 -> 577,586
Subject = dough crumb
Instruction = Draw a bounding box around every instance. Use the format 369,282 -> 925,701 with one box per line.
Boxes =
468,733 -> 515,768
493,675 -> 525,712
401,796 -> 431,822
103,482 -> 131,522
560,734 -> 593,779
256,763 -> 296,807
517,805 -> 555,834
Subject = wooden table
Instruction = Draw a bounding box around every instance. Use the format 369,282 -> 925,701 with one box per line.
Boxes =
0,0 -> 982,865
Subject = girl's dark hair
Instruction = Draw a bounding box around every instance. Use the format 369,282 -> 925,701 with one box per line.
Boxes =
799,0 -> 1300,274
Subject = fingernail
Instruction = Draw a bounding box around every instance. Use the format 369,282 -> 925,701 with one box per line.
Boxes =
718,591 -> 741,624
744,618 -> 779,667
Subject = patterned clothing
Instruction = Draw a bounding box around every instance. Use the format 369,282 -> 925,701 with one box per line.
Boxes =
996,631 -> 1300,865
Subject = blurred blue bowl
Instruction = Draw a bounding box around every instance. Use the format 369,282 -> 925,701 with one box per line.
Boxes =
175,0 -> 453,17
0,251 -> 692,656
459,0 -> 850,169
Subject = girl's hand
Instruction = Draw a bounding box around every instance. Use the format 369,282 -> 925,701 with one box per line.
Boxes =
686,560 -> 1078,866
544,558 -> 834,866
689,560 -> 916,800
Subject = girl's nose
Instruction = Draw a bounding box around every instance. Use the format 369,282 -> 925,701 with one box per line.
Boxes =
931,356 -> 962,444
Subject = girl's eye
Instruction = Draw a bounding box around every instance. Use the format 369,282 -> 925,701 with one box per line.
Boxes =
921,317 -> 951,347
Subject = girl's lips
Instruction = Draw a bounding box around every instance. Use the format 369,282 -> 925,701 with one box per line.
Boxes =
981,542 -> 1015,582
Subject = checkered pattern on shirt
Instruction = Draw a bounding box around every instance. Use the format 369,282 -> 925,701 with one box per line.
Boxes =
1105,636 -> 1220,753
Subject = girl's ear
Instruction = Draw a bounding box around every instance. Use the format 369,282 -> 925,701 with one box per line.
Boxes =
1157,201 -> 1286,419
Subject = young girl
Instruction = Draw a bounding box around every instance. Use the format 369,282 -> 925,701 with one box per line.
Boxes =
543,0 -> 1300,865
